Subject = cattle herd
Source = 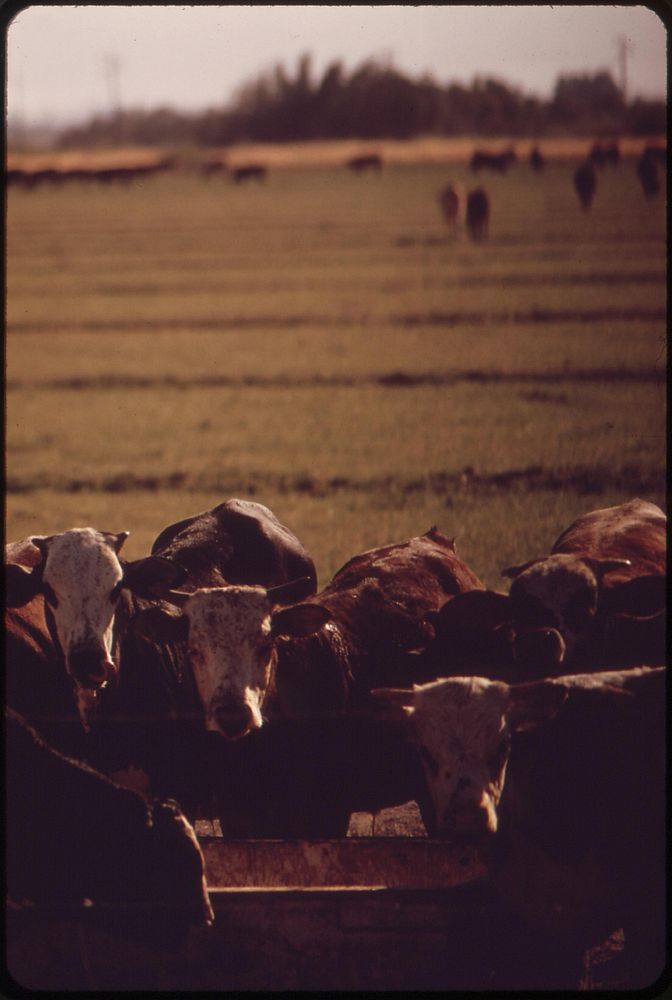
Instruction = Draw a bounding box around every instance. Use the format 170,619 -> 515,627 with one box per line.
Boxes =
4,495 -> 666,986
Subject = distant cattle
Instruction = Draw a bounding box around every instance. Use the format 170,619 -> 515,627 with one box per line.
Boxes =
589,140 -> 620,169
347,154 -> 383,174
636,147 -> 663,199
6,706 -> 214,948
414,499 -> 666,682
232,164 -> 267,183
136,528 -> 485,742
573,161 -> 597,210
470,148 -> 516,173
437,183 -> 464,227
466,188 -> 491,241
5,500 -> 317,809
376,666 -> 665,988
529,146 -> 545,172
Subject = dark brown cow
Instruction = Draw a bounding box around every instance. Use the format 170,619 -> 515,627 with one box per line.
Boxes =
529,146 -> 545,172
6,706 -> 213,950
437,183 -> 464,227
376,666 -> 665,989
574,160 -> 597,211
466,187 -> 491,241
232,164 -> 267,183
136,528 -> 486,741
636,148 -> 661,199
470,148 -> 517,173
415,499 -> 666,682
347,154 -> 383,174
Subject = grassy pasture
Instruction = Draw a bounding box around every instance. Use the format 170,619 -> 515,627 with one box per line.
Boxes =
5,148 -> 666,588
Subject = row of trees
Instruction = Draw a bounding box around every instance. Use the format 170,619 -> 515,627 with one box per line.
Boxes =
57,55 -> 666,149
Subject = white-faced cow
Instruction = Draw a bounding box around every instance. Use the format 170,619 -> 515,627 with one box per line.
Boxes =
6,706 -> 214,951
375,665 -> 665,989
419,499 -> 666,681
136,528 -> 486,742
4,500 -> 317,804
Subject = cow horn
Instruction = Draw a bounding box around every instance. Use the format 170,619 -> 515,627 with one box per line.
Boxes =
164,590 -> 194,607
266,576 -> 315,605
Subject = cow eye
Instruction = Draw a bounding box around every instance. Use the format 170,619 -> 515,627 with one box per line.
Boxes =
564,588 -> 595,630
42,582 -> 59,608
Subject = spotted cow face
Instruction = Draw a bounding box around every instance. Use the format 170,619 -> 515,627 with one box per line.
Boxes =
374,676 -> 567,840
502,553 -> 630,669
139,584 -> 331,740
5,527 -> 186,726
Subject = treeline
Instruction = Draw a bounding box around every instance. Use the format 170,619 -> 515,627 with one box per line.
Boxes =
57,54 -> 666,149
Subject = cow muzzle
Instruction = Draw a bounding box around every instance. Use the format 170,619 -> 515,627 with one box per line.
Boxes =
68,647 -> 117,690
439,799 -> 498,842
208,701 -> 261,741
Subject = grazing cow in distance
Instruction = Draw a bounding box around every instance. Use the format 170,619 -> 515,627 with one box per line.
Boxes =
375,666 -> 665,988
529,146 -> 545,172
135,528 -> 486,741
232,163 -> 267,183
573,161 -> 597,210
347,153 -> 383,173
636,148 -> 661,199
470,147 -> 516,173
6,706 -> 214,949
466,188 -> 491,241
437,183 -> 464,228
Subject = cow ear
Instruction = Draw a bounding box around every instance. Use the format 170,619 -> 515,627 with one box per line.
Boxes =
370,687 -> 416,717
267,576 -> 316,606
132,605 -> 189,644
29,535 -> 53,559
5,563 -> 43,608
270,603 -> 331,638
121,556 -> 188,599
506,681 -> 569,733
110,531 -> 130,554
501,558 -> 543,580
601,574 -> 666,620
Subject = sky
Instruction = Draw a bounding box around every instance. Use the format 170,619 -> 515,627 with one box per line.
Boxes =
4,4 -> 668,126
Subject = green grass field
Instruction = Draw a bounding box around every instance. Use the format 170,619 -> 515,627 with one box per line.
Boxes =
5,155 -> 666,587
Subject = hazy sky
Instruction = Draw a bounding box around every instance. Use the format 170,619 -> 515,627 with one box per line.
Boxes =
5,4 -> 668,125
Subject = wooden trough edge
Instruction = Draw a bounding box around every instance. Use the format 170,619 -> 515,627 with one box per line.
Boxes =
200,837 -> 487,889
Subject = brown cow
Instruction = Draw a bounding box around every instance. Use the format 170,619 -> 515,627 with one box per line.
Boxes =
466,187 -> 491,241
574,160 -> 597,211
438,183 -> 464,227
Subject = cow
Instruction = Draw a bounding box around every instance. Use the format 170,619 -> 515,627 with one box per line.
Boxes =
418,499 -> 666,682
529,146 -> 545,172
636,148 -> 661,199
6,706 -> 214,949
374,666 -> 665,989
134,528 -> 486,742
470,148 -> 516,173
232,164 -> 267,183
573,160 -> 597,211
5,500 -> 317,804
347,154 -> 383,174
437,183 -> 464,228
466,188 -> 490,241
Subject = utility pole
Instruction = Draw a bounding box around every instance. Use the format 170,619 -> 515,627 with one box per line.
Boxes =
617,35 -> 634,105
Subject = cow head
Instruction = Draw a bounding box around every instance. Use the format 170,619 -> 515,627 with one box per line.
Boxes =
501,553 -> 631,670
374,676 -> 567,840
5,528 -> 186,724
134,579 -> 330,740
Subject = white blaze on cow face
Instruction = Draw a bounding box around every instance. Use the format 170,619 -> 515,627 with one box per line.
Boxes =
410,677 -> 513,839
180,586 -> 274,740
39,529 -> 127,699
509,554 -> 599,662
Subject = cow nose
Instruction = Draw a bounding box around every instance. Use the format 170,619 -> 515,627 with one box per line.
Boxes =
69,648 -> 116,690
209,702 -> 258,741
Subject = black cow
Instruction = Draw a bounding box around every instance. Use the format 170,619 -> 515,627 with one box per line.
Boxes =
574,161 -> 597,211
347,154 -> 383,174
6,706 -> 214,949
470,148 -> 516,173
466,188 -> 491,241
232,164 -> 267,183
377,666 -> 665,989
636,148 -> 662,199
529,146 -> 545,172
